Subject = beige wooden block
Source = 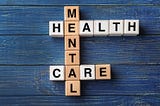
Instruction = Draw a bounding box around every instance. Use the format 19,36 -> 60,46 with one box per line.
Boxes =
65,36 -> 80,51
65,81 -> 80,96
96,64 -> 111,80
65,51 -> 80,65
64,21 -> 79,36
65,65 -> 80,81
64,6 -> 79,21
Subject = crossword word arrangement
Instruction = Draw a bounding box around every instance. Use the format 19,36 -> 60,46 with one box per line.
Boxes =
49,6 -> 139,96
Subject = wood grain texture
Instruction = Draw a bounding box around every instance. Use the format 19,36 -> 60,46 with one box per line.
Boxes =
0,6 -> 159,35
0,0 -> 159,105
0,96 -> 160,106
0,0 -> 159,5
0,65 -> 159,96
0,36 -> 159,65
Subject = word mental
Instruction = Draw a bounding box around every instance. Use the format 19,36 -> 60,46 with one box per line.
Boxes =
49,6 -> 139,96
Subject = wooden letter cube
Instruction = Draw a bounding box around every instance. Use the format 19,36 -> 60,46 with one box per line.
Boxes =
109,20 -> 123,36
79,20 -> 94,37
80,65 -> 95,80
96,64 -> 111,80
65,65 -> 80,81
49,65 -> 64,81
65,51 -> 80,65
49,21 -> 63,37
65,21 -> 79,35
65,36 -> 80,51
65,81 -> 80,96
94,20 -> 109,36
124,20 -> 139,36
64,6 -> 80,21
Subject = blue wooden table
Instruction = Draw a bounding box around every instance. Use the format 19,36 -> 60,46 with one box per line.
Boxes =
0,0 -> 159,105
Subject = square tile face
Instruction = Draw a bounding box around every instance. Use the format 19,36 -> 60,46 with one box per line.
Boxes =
109,20 -> 123,36
80,65 -> 95,80
50,66 -> 64,81
65,36 -> 80,51
124,20 -> 139,36
49,21 -> 63,37
64,6 -> 79,21
79,20 -> 94,37
96,64 -> 111,80
94,20 -> 109,36
65,65 -> 80,81
64,21 -> 79,35
65,81 -> 80,96
65,51 -> 80,65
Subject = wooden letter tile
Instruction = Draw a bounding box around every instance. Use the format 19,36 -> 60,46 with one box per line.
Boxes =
65,36 -> 80,51
94,20 -> 109,36
65,81 -> 80,96
65,51 -> 80,65
96,64 -> 111,80
79,20 -> 94,37
65,65 -> 80,81
109,20 -> 123,36
64,21 -> 79,35
124,20 -> 139,36
80,65 -> 95,80
49,21 -> 63,37
49,65 -> 64,81
64,6 -> 79,21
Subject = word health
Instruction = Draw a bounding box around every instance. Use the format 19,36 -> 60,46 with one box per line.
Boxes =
49,20 -> 139,37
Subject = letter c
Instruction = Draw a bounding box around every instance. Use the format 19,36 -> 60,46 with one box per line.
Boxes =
53,69 -> 61,78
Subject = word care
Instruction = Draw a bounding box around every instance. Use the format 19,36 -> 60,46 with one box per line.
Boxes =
49,20 -> 139,37
50,64 -> 111,81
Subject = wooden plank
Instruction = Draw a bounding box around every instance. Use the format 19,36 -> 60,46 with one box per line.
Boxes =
0,6 -> 159,35
0,65 -> 159,96
0,0 -> 159,5
0,36 -> 159,64
0,95 -> 159,106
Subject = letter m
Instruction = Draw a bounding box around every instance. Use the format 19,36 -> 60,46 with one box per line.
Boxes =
68,9 -> 76,18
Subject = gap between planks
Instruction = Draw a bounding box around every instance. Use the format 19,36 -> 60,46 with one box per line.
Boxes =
0,4 -> 158,7
0,93 -> 159,97
0,34 -> 159,36
0,63 -> 159,66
